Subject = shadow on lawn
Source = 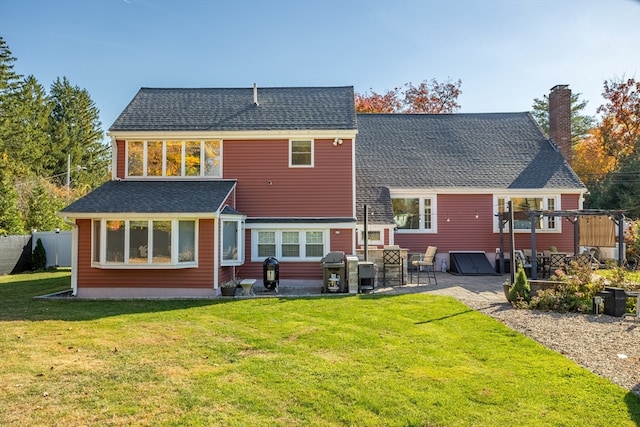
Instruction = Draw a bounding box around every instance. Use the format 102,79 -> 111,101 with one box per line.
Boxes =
624,391 -> 640,423
1,273 -> 418,322
413,308 -> 474,324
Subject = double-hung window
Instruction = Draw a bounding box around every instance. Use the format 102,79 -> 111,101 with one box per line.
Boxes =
391,196 -> 436,232
253,229 -> 326,261
495,196 -> 560,232
289,140 -> 313,167
92,219 -> 197,267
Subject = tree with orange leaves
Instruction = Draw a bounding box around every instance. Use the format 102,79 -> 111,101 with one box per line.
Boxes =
583,77 -> 640,218
354,87 -> 401,113
355,78 -> 462,114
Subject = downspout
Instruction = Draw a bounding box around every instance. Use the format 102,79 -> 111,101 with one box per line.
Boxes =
63,217 -> 78,296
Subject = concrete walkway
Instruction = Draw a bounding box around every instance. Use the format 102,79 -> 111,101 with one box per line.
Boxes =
248,272 -> 510,303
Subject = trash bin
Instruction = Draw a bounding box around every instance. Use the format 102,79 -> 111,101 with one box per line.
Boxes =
321,252 -> 346,293
601,287 -> 627,317
358,261 -> 375,293
263,257 -> 279,290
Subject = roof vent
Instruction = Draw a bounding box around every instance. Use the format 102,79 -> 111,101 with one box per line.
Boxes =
253,83 -> 259,106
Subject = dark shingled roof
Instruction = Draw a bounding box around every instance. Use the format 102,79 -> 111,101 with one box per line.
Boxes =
60,180 -> 236,214
109,86 -> 357,132
356,112 -> 585,189
355,113 -> 586,223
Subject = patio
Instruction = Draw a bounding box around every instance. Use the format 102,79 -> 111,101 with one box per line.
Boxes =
236,272 -> 509,303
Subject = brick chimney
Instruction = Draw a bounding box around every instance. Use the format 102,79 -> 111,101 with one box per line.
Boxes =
548,84 -> 572,165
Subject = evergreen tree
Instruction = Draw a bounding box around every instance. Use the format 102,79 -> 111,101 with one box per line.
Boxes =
32,237 -> 47,270
0,36 -> 24,169
0,157 -> 25,235
0,36 -> 21,94
48,77 -> 109,191
4,75 -> 51,176
25,179 -> 65,232
531,92 -> 596,145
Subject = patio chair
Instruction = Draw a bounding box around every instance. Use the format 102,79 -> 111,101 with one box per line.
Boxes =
382,248 -> 403,287
573,253 -> 591,269
411,246 -> 437,286
589,248 -> 606,270
514,250 -> 532,277
548,253 -> 567,276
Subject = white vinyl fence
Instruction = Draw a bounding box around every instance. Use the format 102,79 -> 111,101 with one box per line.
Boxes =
32,231 -> 72,268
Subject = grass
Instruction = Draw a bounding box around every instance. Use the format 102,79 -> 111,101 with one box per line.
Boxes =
1,271 -> 639,426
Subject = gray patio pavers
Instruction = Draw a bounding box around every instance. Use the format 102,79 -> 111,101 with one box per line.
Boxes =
247,272 -> 509,303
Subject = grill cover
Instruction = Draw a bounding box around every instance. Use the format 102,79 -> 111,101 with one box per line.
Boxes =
321,251 -> 345,265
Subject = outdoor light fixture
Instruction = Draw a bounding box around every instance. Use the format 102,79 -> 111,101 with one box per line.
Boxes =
333,137 -> 343,146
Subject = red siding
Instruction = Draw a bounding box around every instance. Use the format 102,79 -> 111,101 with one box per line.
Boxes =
238,227 -> 352,281
393,194 -> 579,254
116,140 -> 125,179
76,219 -> 215,290
223,139 -> 353,217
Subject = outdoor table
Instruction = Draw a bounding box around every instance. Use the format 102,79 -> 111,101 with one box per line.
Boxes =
240,279 -> 256,296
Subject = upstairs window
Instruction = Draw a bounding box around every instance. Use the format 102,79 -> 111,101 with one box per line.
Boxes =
126,140 -> 221,178
290,140 -> 313,167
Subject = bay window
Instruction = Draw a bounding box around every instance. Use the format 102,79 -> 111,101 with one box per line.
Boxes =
93,219 -> 197,267
221,215 -> 244,266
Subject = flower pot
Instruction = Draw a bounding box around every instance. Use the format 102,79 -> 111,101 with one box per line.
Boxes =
220,286 -> 236,297
503,283 -> 513,302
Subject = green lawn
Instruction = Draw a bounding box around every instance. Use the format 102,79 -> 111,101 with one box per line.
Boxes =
1,271 -> 639,426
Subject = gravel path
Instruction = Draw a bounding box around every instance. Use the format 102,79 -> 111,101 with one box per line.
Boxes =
462,300 -> 640,396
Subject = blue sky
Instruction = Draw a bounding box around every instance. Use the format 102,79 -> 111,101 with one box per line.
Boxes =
1,0 -> 639,135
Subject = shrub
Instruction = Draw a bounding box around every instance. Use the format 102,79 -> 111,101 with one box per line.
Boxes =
32,238 -> 47,271
529,261 -> 606,313
509,263 -> 530,305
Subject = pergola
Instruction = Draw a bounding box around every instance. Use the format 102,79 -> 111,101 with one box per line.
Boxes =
497,206 -> 626,281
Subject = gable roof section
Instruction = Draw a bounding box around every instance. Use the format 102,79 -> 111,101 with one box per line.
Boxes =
356,112 -> 585,190
59,180 -> 236,216
109,86 -> 357,132
356,185 -> 394,225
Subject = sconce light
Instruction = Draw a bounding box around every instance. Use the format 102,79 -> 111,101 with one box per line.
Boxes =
446,215 -> 451,223
267,180 -> 273,185
333,137 -> 343,146
475,210 -> 479,219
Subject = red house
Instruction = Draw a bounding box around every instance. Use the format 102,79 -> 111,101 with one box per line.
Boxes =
355,85 -> 585,270
60,84 -> 585,297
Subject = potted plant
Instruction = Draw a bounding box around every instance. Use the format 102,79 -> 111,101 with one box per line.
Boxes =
220,280 -> 238,297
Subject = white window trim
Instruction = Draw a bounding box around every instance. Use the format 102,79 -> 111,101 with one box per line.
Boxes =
289,139 -> 314,168
493,195 -> 562,233
251,228 -> 328,262
220,214 -> 245,266
125,140 -> 222,178
390,194 -> 438,233
357,225 -> 384,246
91,218 -> 199,269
